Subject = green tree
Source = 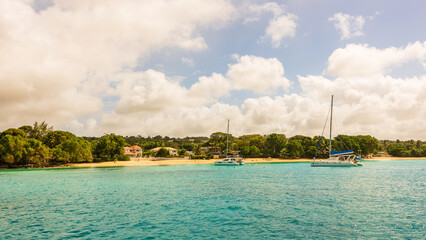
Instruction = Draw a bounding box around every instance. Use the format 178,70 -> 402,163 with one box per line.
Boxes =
18,125 -> 33,137
240,146 -> 250,156
249,145 -> 261,156
0,134 -> 47,165
236,134 -> 265,157
181,142 -> 195,151
289,135 -> 315,158
92,134 -> 126,161
0,128 -> 27,139
178,148 -> 187,156
387,144 -> 405,157
194,145 -> 202,155
313,136 -> 329,159
357,135 -> 379,155
282,139 -> 304,158
52,138 -> 92,163
29,121 -> 53,140
156,147 -> 169,157
22,138 -> 48,165
264,133 -> 286,157
206,132 -> 232,152
0,135 -> 26,164
43,130 -> 77,149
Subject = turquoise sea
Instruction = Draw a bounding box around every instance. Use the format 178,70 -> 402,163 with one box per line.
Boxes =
1,160 -> 425,239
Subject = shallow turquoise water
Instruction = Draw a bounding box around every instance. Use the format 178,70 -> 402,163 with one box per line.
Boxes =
1,160 -> 425,239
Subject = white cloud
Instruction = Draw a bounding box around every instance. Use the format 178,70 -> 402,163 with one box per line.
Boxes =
265,14 -> 298,47
82,51 -> 425,139
227,55 -> 291,93
181,57 -> 195,67
0,0 -> 234,131
244,2 -> 284,23
112,55 -> 290,118
245,2 -> 298,47
329,12 -> 365,40
327,42 -> 426,77
1,1 -> 425,141
98,103 -> 244,137
297,74 -> 426,139
188,73 -> 231,103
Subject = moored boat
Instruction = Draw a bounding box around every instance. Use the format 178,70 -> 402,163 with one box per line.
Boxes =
214,119 -> 244,166
311,95 -> 362,167
214,155 -> 244,166
311,150 -> 362,167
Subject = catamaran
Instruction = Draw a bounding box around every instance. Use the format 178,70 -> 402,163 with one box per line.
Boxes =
214,119 -> 244,166
311,95 -> 362,167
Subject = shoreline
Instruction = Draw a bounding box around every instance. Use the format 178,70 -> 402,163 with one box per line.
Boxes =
58,156 -> 425,168
1,157 -> 424,170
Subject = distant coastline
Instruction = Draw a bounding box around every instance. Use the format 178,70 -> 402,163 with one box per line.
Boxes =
1,157 -> 425,170
46,157 -> 426,169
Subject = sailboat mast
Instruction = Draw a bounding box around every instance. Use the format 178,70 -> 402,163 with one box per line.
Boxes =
226,119 -> 229,156
329,95 -> 333,158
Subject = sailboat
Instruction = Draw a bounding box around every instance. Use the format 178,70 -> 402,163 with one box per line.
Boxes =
311,95 -> 363,167
214,119 -> 244,166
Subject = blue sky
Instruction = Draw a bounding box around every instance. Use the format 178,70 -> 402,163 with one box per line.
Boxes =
1,0 -> 425,139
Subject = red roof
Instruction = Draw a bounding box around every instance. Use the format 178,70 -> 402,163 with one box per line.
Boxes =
130,145 -> 142,149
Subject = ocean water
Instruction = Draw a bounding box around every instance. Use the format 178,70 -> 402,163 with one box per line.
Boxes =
0,160 -> 425,239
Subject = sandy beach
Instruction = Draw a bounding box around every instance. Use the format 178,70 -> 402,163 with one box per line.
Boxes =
58,156 -> 425,168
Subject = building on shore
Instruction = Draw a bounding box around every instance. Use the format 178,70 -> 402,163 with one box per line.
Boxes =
201,146 -> 221,159
150,147 -> 178,156
124,145 -> 143,158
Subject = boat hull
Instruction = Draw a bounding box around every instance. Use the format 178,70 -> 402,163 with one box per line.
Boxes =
214,161 -> 243,166
311,161 -> 361,167
214,158 -> 244,166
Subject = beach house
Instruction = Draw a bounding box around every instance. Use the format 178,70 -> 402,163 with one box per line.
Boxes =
201,146 -> 222,159
124,145 -> 143,158
150,147 -> 178,156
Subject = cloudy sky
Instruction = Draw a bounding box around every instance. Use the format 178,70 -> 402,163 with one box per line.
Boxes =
1,0 -> 425,140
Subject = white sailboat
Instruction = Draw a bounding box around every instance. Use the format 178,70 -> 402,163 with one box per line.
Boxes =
214,120 -> 244,166
311,95 -> 362,167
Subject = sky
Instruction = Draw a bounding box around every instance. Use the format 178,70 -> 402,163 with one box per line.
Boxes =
0,0 -> 425,140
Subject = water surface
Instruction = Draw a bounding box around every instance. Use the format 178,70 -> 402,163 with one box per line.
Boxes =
1,160 -> 425,239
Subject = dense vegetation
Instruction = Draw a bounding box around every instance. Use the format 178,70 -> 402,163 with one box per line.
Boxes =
0,122 -> 127,167
1,121 -> 425,168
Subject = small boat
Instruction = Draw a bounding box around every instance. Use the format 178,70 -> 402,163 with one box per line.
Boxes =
311,95 -> 362,167
214,120 -> 244,166
311,150 -> 362,167
214,155 -> 244,166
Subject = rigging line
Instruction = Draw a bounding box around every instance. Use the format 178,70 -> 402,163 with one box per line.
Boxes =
336,134 -> 350,151
314,106 -> 331,159
321,106 -> 331,140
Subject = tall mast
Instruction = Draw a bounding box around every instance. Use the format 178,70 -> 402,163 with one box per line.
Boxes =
329,95 -> 333,158
226,119 -> 229,156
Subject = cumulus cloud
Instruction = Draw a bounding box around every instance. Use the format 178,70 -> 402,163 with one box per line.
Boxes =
297,74 -> 426,139
105,44 -> 426,140
329,12 -> 365,40
1,1 -> 425,141
245,2 -> 298,47
327,42 -> 426,77
227,55 -> 290,93
0,0 -> 234,131
188,73 -> 231,102
114,70 -> 191,115
112,55 -> 290,116
265,14 -> 298,47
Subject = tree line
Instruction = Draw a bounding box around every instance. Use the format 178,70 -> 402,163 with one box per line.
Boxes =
1,122 -> 425,167
0,122 -> 128,167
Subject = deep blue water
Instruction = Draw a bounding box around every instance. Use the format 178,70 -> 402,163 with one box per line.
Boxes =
1,160 -> 425,239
